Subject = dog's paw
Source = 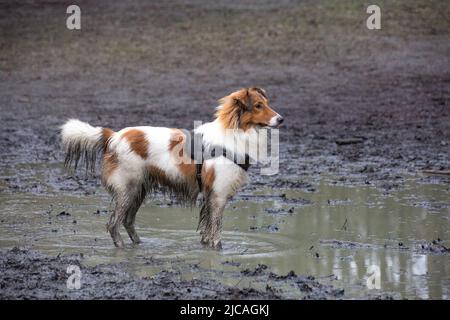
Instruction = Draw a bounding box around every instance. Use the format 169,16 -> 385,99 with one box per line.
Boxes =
210,239 -> 222,250
200,238 -> 222,250
113,240 -> 125,248
214,241 -> 222,250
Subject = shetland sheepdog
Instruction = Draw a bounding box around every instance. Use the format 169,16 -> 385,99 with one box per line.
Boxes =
61,87 -> 283,249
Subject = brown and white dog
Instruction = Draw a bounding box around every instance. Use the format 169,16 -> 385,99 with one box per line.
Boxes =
61,88 -> 283,249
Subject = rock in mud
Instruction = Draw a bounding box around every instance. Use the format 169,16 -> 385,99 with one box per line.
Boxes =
417,240 -> 450,255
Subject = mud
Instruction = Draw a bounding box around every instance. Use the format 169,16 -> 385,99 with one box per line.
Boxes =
0,247 -> 278,299
0,0 -> 449,299
418,240 -> 450,255
0,247 -> 356,299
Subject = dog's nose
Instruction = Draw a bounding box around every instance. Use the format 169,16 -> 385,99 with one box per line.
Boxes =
277,116 -> 284,124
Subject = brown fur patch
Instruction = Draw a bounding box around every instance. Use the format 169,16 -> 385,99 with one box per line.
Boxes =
216,88 -> 278,131
100,128 -> 118,186
146,164 -> 199,205
102,128 -> 115,155
202,165 -> 215,193
102,151 -> 119,183
147,164 -> 172,186
169,129 -> 185,155
122,129 -> 148,159
102,127 -> 114,144
179,162 -> 197,181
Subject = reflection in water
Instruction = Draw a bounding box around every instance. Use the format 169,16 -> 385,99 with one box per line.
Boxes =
0,174 -> 449,299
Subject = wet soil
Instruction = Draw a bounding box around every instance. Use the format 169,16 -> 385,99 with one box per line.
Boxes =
0,0 -> 449,299
0,247 -> 282,299
0,247 -> 352,300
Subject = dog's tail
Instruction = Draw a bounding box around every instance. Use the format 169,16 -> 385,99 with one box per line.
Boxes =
61,119 -> 114,172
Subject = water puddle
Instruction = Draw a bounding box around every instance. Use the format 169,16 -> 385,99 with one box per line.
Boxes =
0,164 -> 449,299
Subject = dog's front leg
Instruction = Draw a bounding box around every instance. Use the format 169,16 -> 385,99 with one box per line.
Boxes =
199,195 -> 226,250
209,202 -> 225,249
198,201 -> 210,244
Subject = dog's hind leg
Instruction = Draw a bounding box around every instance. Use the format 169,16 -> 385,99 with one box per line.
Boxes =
107,192 -> 137,248
124,207 -> 142,244
107,199 -> 126,248
123,189 -> 145,244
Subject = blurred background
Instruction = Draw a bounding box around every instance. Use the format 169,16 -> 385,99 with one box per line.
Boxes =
1,0 -> 449,183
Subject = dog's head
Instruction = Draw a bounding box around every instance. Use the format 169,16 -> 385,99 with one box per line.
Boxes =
216,88 -> 283,131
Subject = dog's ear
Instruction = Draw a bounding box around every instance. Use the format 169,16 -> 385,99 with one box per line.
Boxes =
234,89 -> 252,111
251,87 -> 267,99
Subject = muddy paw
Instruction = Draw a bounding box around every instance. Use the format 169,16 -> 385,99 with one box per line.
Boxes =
200,238 -> 222,250
113,240 -> 125,248
210,240 -> 222,250
200,235 -> 209,245
129,235 -> 141,244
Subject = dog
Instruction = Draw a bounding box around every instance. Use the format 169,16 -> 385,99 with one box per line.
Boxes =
61,87 -> 283,249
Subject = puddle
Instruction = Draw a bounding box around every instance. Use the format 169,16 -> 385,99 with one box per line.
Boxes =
0,164 -> 449,299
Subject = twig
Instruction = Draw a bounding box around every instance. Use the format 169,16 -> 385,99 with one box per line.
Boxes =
237,194 -> 284,199
341,218 -> 348,231
239,248 -> 249,255
420,170 -> 450,176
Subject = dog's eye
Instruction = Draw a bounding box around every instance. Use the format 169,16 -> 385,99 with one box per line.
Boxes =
255,104 -> 263,110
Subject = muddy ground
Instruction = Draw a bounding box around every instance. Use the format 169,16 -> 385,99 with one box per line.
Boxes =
0,247 -> 280,299
0,0 -> 449,299
0,247 -> 349,299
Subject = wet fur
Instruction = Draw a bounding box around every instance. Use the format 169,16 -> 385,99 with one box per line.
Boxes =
61,88 -> 281,249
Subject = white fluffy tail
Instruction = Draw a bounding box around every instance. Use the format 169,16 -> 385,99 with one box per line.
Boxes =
61,119 -> 109,172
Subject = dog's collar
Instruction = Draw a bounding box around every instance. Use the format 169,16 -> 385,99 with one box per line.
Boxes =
182,130 -> 250,191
